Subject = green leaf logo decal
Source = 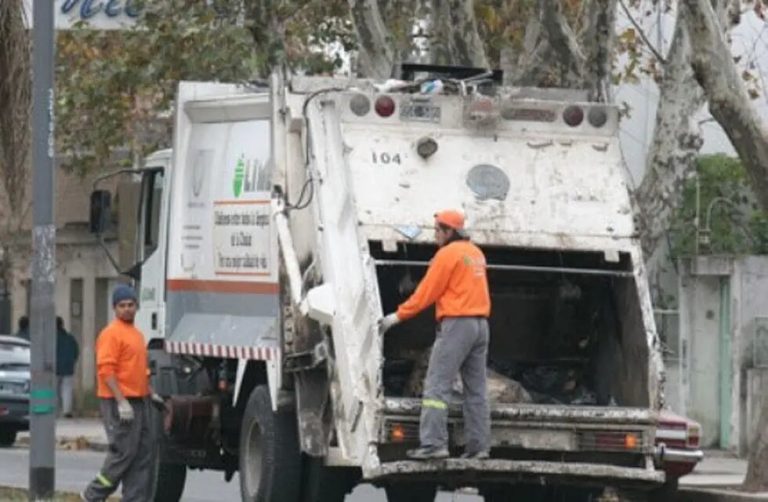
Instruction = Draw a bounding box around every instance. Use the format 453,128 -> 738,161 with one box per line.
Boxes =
233,156 -> 245,198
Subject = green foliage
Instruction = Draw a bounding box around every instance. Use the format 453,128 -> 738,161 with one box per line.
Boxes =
56,1 -> 258,175
55,0 -> 362,176
668,154 -> 768,256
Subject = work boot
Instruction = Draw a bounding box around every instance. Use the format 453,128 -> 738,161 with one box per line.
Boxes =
460,450 -> 490,460
406,445 -> 449,460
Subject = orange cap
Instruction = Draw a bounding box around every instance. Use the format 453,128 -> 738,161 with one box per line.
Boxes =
434,210 -> 465,231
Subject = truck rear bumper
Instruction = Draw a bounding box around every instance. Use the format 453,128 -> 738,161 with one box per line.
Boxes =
367,458 -> 665,486
656,447 -> 704,464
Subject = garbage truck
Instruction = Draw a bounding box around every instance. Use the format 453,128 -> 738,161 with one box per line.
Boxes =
89,65 -> 703,502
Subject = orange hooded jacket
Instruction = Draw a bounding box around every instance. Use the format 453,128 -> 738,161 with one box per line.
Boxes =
396,240 -> 491,321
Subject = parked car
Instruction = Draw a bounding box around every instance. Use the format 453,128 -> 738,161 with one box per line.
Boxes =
0,335 -> 30,447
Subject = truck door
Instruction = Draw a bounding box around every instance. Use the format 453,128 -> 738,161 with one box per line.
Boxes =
134,159 -> 168,342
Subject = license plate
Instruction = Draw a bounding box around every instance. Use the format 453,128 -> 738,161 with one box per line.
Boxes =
495,429 -> 576,451
400,101 -> 441,123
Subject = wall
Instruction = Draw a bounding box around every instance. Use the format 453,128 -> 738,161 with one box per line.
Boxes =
677,255 -> 768,455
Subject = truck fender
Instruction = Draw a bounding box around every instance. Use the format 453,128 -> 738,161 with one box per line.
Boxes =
233,357 -> 283,413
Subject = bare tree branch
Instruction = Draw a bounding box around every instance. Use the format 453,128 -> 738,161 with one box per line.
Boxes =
0,0 -> 31,293
429,0 -> 489,68
580,0 -> 619,101
539,0 -> 586,86
617,0 -> 667,64
348,0 -> 396,78
683,0 -> 768,214
635,11 -> 705,258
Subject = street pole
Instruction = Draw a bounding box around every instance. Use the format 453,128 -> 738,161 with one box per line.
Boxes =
29,0 -> 56,500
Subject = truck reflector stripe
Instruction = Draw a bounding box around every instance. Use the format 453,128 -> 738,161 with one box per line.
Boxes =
422,398 -> 447,410
97,473 -> 113,487
165,340 -> 279,361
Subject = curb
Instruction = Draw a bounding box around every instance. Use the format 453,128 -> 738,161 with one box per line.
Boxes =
677,487 -> 768,501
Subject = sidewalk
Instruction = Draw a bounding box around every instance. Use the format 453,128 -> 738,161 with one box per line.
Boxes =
680,450 -> 747,487
17,417 -> 108,451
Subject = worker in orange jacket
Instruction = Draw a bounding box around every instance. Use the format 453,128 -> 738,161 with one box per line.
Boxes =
379,210 -> 492,460
83,285 -> 163,502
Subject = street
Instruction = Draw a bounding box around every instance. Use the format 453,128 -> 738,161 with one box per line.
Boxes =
0,447 -> 481,502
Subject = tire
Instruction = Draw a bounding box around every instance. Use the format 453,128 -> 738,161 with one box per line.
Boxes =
302,456 -> 359,502
0,429 -> 17,447
385,482 -> 437,502
650,479 -> 679,502
152,461 -> 187,502
479,484 -> 513,502
239,385 -> 302,502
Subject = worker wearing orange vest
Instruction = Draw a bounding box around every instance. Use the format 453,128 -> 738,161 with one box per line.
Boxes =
83,285 -> 163,502
379,210 -> 492,460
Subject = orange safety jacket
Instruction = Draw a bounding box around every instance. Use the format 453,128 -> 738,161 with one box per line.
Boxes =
96,319 -> 150,399
397,240 -> 491,321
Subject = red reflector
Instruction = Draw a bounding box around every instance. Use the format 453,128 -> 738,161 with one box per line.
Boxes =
563,105 -> 584,127
375,96 -> 396,117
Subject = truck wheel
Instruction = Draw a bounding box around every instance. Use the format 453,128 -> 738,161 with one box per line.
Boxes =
239,385 -> 302,502
385,482 -> 437,502
651,479 -> 678,502
152,462 -> 187,502
0,429 -> 16,447
479,484 -> 514,502
302,457 -> 359,502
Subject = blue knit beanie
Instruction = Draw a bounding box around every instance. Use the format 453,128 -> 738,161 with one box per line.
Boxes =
112,285 -> 137,306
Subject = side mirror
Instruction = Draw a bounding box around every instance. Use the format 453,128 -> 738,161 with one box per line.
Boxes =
90,190 -> 112,234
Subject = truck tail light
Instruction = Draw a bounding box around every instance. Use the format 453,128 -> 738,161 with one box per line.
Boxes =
375,95 -> 396,117
578,430 -> 643,452
588,107 -> 608,127
349,94 -> 371,116
687,423 -> 701,448
563,105 -> 584,127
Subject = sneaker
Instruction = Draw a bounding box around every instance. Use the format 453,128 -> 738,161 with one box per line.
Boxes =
460,450 -> 490,460
406,445 -> 449,460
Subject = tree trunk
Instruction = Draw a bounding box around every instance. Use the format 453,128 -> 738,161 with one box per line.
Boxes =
680,0 -> 768,489
578,0 -> 618,101
348,0 -> 396,78
635,11 -> 704,258
505,0 -> 587,88
682,0 -> 768,212
429,0 -> 489,68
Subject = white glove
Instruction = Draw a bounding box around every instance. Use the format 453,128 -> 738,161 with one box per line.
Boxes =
117,399 -> 134,423
378,313 -> 401,335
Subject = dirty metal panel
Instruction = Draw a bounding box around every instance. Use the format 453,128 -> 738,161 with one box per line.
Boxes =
365,458 -> 665,484
341,123 -> 634,243
383,398 -> 656,424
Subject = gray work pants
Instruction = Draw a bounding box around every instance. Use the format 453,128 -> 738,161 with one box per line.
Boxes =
84,398 -> 156,502
420,316 -> 491,453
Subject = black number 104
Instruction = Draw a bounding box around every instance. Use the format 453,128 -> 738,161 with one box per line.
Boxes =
371,152 -> 402,165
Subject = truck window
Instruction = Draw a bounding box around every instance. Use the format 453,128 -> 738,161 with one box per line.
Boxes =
142,170 -> 163,259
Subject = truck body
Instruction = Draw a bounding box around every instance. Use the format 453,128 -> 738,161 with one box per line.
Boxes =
91,69 -> 702,501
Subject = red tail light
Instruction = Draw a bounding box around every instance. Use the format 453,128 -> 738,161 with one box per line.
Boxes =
375,96 -> 396,117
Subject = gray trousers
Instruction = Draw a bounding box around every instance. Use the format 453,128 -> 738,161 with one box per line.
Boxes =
420,316 -> 491,453
84,398 -> 156,502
